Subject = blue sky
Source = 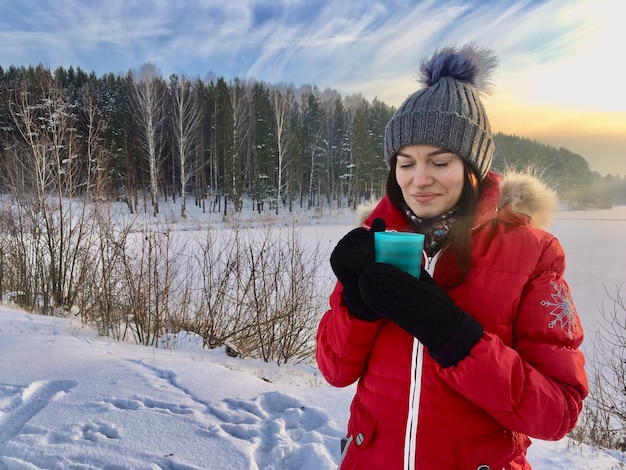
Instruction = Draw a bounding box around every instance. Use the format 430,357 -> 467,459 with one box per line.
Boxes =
1,0 -> 624,174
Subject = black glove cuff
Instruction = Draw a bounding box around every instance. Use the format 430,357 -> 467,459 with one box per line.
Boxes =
342,285 -> 380,322
428,314 -> 484,367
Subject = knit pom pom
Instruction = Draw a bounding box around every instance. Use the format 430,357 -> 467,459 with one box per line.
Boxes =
419,43 -> 498,93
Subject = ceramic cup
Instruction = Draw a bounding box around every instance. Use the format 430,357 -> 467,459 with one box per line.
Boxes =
374,231 -> 425,278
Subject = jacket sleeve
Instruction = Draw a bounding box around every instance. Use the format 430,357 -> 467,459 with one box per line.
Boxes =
316,281 -> 383,387
439,237 -> 588,440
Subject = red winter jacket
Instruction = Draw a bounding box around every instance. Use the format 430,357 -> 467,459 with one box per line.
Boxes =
316,172 -> 588,470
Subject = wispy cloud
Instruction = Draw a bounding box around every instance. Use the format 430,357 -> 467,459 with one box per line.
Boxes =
0,0 -> 614,103
1,0 -> 624,173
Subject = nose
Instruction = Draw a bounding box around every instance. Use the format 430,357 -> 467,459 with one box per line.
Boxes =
412,163 -> 433,187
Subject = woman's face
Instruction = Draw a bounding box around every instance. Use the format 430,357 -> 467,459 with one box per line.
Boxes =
395,144 -> 465,219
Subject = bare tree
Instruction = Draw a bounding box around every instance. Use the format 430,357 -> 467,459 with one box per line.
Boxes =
170,74 -> 201,218
131,63 -> 166,217
271,87 -> 293,214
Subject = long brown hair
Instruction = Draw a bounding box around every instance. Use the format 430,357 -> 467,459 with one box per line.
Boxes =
386,157 -> 481,286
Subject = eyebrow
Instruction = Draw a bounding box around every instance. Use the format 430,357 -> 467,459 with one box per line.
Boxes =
397,148 -> 452,158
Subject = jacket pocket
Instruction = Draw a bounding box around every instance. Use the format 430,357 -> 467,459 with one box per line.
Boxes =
346,395 -> 378,448
454,430 -> 531,470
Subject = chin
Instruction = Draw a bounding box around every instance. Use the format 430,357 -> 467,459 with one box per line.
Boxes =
407,203 -> 438,219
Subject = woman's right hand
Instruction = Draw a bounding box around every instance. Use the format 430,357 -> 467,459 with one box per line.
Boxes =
330,218 -> 385,321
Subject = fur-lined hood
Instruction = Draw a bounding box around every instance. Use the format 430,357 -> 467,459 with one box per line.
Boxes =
355,171 -> 558,229
497,171 -> 558,228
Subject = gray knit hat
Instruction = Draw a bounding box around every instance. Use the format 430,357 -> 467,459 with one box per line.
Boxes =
384,44 -> 498,180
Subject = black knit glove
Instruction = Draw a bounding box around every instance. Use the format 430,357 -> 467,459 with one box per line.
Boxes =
359,263 -> 484,366
330,218 -> 386,321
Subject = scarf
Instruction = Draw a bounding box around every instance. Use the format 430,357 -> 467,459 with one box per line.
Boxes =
403,204 -> 458,256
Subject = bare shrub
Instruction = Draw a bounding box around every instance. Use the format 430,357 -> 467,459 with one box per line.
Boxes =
190,227 -> 246,349
119,219 -> 188,346
237,226 -> 330,364
188,222 -> 331,364
76,203 -> 136,339
76,205 -> 193,346
0,202 -> 37,306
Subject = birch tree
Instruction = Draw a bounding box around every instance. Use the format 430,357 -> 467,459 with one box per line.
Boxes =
170,74 -> 201,218
272,86 -> 294,213
131,63 -> 165,216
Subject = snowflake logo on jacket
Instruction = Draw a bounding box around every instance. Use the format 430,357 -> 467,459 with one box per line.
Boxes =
541,280 -> 579,339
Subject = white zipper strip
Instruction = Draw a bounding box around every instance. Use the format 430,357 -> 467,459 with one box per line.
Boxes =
403,250 -> 439,469
403,338 -> 424,469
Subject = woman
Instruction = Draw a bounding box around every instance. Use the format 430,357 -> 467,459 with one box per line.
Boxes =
316,44 -> 588,470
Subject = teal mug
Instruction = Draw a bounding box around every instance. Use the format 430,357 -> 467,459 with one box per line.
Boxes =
374,231 -> 425,278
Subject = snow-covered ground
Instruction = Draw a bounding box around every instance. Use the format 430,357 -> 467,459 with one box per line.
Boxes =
1,201 -> 625,469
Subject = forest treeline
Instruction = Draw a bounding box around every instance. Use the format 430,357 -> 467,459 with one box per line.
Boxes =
0,63 -> 622,216
0,63 -> 392,216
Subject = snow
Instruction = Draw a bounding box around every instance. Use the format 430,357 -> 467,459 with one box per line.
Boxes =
1,202 -> 625,469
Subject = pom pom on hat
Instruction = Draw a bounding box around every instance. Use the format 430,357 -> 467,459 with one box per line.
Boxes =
419,44 -> 497,91
384,44 -> 498,180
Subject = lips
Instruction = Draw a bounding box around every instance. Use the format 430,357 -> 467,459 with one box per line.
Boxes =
412,193 -> 438,203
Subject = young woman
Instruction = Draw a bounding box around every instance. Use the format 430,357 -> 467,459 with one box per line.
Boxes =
316,44 -> 588,470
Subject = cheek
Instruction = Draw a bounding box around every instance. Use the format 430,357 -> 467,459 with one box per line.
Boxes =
443,171 -> 465,199
395,173 -> 411,192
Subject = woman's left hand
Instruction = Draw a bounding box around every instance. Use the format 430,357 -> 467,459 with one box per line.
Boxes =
359,263 -> 484,367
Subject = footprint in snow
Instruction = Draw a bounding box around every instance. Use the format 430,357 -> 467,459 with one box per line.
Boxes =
73,421 -> 121,442
210,391 -> 341,470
